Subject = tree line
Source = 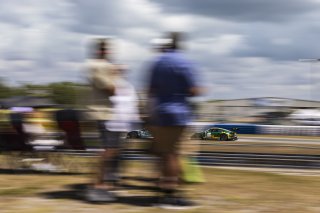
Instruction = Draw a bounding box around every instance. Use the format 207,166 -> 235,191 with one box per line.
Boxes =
0,79 -> 88,107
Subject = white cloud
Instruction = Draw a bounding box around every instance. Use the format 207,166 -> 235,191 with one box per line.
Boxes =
272,38 -> 292,45
160,15 -> 194,32
0,0 -> 320,101
191,34 -> 245,56
116,38 -> 149,62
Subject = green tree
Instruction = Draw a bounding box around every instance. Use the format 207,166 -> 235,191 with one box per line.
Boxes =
48,82 -> 78,106
0,80 -> 12,99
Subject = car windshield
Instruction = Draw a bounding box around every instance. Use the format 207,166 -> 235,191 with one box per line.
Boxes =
216,128 -> 231,133
142,129 -> 151,135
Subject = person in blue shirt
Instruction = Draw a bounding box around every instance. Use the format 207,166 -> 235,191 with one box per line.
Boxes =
147,32 -> 201,209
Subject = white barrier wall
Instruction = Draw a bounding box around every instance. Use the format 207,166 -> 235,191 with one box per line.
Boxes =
258,125 -> 320,136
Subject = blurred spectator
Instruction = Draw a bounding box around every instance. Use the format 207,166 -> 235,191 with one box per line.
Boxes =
8,108 -> 33,151
85,38 -> 139,202
85,37 -> 118,202
147,32 -> 201,209
55,109 -> 84,150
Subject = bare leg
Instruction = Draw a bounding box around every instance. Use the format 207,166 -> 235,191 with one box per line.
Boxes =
159,152 -> 180,190
94,148 -> 119,189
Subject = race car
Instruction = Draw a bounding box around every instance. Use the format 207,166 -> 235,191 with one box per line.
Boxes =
126,129 -> 153,139
191,127 -> 238,141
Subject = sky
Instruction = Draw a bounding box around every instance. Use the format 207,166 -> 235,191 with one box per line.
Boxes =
1,0 -> 320,101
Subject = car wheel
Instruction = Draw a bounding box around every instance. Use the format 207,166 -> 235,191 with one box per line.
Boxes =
131,132 -> 139,138
128,132 -> 138,139
219,134 -> 228,141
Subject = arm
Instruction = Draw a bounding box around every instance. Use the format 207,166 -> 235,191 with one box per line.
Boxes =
88,63 -> 116,96
183,63 -> 203,97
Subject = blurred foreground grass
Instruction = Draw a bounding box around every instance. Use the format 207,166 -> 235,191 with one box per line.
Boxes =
0,159 -> 320,213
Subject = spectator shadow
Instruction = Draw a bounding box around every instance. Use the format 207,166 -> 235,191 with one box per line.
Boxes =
118,196 -> 158,207
40,183 -> 89,202
119,183 -> 159,192
118,176 -> 159,191
121,176 -> 158,182
41,190 -> 84,201
41,180 -> 159,206
0,168 -> 83,176
42,191 -> 158,206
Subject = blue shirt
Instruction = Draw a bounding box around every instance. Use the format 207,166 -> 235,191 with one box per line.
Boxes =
148,51 -> 197,126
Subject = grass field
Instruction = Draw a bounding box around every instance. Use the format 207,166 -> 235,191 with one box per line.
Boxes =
0,160 -> 320,213
0,135 -> 319,212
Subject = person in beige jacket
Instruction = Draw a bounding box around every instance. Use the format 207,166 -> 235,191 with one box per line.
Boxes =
86,38 -> 117,121
85,38 -> 122,202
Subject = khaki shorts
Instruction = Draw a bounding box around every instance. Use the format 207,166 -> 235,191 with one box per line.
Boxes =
148,126 -> 185,154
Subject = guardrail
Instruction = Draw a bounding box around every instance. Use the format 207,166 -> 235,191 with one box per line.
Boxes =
198,123 -> 320,136
258,125 -> 320,136
60,149 -> 320,169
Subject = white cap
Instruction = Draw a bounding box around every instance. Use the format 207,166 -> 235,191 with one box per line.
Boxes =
150,38 -> 172,48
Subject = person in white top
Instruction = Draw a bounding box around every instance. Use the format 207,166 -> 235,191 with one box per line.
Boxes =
106,71 -> 140,132
86,38 -> 139,203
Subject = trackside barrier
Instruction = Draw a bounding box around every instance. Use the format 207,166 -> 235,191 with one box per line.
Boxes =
195,123 -> 320,136
258,125 -> 320,136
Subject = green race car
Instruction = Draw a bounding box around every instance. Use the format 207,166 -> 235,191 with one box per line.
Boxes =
191,127 -> 238,141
